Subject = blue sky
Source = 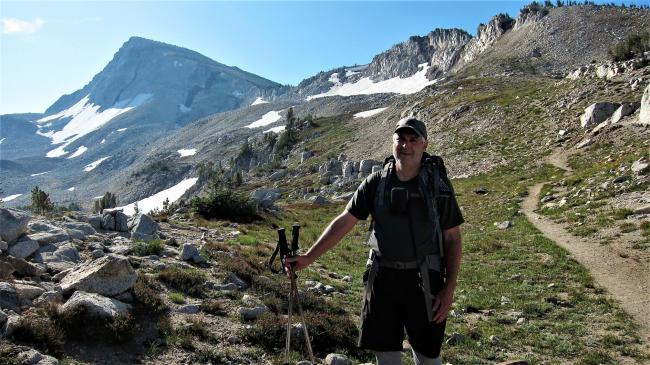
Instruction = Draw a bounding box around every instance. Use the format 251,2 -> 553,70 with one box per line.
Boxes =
0,1 -> 644,114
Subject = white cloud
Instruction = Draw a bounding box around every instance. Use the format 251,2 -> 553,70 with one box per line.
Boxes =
2,17 -> 44,35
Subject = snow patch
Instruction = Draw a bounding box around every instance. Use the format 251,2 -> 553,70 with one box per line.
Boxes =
1,194 -> 22,202
173,60 -> 183,67
177,148 -> 197,157
100,139 -> 106,144
39,94 -> 151,158
67,146 -> 88,159
0,138 -> 5,144
308,63 -> 437,100
246,110 -> 283,129
116,128 -> 127,132
328,73 -> 340,84
264,126 -> 286,134
178,104 -> 191,113
251,97 -> 269,106
30,171 -> 50,176
116,177 -> 199,216
84,156 -> 111,172
46,145 -> 69,158
67,187 -> 75,192
354,107 -> 388,119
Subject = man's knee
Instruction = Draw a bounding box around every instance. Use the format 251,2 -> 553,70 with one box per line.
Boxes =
411,348 -> 442,365
375,351 -> 403,365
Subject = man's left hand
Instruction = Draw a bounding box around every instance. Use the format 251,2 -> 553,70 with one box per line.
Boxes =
432,284 -> 455,323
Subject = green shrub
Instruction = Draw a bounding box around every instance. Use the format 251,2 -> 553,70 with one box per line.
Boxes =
237,234 -> 258,245
158,266 -> 206,297
10,307 -> 65,356
612,208 -> 634,220
200,299 -> 226,315
640,221 -> 650,237
619,222 -> 637,233
55,304 -> 135,344
190,188 -> 259,223
609,32 -> 650,62
244,311 -> 360,357
132,274 -> 169,313
169,292 -> 186,304
132,240 -> 164,256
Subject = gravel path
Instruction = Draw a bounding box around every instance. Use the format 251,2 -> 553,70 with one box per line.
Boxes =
522,148 -> 650,344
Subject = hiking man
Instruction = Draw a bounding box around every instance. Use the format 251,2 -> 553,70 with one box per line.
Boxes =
286,117 -> 464,365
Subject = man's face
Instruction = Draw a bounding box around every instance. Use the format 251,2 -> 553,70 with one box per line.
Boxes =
392,130 -> 428,165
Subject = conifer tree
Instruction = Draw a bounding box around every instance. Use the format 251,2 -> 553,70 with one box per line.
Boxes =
31,186 -> 54,215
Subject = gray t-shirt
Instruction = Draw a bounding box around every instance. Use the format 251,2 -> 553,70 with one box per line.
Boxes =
346,170 -> 464,261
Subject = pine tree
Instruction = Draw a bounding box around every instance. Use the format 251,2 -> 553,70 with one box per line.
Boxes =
31,186 -> 54,215
93,192 -> 117,213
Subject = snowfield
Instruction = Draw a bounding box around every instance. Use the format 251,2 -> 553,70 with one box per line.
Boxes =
67,187 -> 75,192
178,148 -> 197,157
39,94 -> 151,158
264,126 -> 285,134
116,177 -> 199,216
67,146 -> 88,159
84,156 -> 111,172
1,194 -> 22,202
354,107 -> 388,119
307,63 -> 437,100
30,171 -> 50,177
246,110 -> 283,129
251,97 -> 269,106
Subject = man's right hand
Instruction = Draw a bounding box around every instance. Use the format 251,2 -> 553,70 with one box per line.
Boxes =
284,254 -> 314,276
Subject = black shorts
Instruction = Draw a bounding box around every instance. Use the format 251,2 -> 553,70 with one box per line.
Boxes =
358,268 -> 446,358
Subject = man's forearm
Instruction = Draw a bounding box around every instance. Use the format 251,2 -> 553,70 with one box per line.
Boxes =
443,227 -> 462,288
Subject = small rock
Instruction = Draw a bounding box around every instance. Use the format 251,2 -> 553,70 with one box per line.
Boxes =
324,353 -> 351,365
0,282 -> 19,312
634,205 -> 650,215
61,291 -> 131,319
631,158 -> 649,175
540,195 -> 556,203
218,283 -> 239,291
497,221 -> 513,229
0,208 -> 31,244
17,348 -> 60,365
474,187 -> 489,195
92,249 -> 105,259
445,332 -> 464,345
341,275 -> 352,282
0,261 -> 15,280
228,272 -> 249,290
227,335 -> 241,344
613,175 -> 629,184
489,335 -> 500,344
177,304 -> 201,314
8,237 -> 39,259
0,309 -> 6,326
0,239 -> 7,252
180,243 -> 200,261
517,317 -> 526,325
500,296 -> 511,305
238,306 -> 269,320
495,361 -> 529,365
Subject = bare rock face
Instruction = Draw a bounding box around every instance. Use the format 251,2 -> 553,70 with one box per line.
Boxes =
0,282 -> 19,312
61,291 -> 131,319
458,13 -> 515,67
367,28 -> 471,81
640,84 -> 650,125
0,208 -> 31,244
60,254 -> 137,296
580,102 -> 620,128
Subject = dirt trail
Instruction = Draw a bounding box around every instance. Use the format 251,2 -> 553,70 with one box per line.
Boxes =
522,148 -> 650,343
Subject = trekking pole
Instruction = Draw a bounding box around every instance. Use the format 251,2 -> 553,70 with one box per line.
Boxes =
289,224 -> 316,364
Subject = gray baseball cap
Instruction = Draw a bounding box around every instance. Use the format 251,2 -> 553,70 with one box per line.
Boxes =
394,117 -> 427,140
